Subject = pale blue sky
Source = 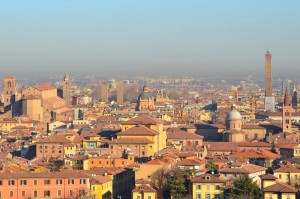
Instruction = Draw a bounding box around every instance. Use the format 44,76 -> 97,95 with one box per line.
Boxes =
0,1 -> 299,77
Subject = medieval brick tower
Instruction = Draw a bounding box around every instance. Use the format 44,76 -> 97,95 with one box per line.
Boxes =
117,80 -> 124,104
3,76 -> 16,117
101,81 -> 109,103
282,88 -> 293,133
63,74 -> 71,107
264,50 -> 275,111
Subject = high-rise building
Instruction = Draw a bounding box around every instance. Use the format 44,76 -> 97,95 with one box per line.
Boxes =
101,81 -> 109,103
264,50 -> 275,111
3,76 -> 16,116
63,74 -> 71,107
117,80 -> 124,104
282,88 -> 293,133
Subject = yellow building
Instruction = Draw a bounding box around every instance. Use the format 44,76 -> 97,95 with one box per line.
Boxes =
90,176 -> 113,199
261,174 -> 296,199
190,174 -> 224,199
110,114 -> 166,159
0,116 -> 35,132
132,184 -> 157,199
274,164 -> 300,186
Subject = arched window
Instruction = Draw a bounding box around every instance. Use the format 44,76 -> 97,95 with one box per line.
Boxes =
7,81 -> 12,88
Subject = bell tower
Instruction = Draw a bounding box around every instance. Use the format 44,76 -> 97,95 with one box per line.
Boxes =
3,76 -> 16,116
282,87 -> 293,133
63,74 -> 71,107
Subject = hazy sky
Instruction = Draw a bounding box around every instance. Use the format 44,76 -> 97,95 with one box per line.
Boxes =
1,1 -> 299,77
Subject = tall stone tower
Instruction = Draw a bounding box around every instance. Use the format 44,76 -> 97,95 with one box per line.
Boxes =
264,50 -> 275,111
282,88 -> 293,133
101,81 -> 109,103
117,80 -> 124,104
3,76 -> 16,116
63,74 -> 71,107
251,95 -> 256,120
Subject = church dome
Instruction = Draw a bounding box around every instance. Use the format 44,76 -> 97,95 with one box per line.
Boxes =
138,92 -> 152,101
138,85 -> 152,101
226,104 -> 241,121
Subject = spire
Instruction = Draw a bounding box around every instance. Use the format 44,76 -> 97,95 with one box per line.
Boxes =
284,86 -> 291,106
64,73 -> 69,81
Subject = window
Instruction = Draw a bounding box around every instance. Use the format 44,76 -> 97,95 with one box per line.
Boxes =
44,190 -> 50,197
8,180 -> 15,185
0,180 -> 2,185
80,179 -> 86,184
215,185 -> 220,190
137,196 -> 140,199
10,191 -> 13,197
279,174 -> 282,179
79,189 -> 85,196
34,191 -> 38,197
22,191 -> 26,197
142,151 -> 145,156
57,190 -> 62,196
197,194 -> 201,199
20,180 -> 27,185
68,179 -> 74,184
148,196 -> 151,199
196,185 -> 201,190
44,179 -> 51,185
206,185 -> 210,190
57,179 -> 62,185
206,194 -> 211,199
34,179 -> 38,185
69,190 -> 74,196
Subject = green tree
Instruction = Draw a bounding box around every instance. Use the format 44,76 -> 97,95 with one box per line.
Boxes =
168,175 -> 187,199
207,159 -> 218,172
230,175 -> 262,199
49,157 -> 64,172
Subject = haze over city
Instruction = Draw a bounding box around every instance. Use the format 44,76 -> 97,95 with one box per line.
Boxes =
1,1 -> 299,77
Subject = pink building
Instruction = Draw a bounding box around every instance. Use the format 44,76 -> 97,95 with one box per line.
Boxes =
0,171 -> 90,198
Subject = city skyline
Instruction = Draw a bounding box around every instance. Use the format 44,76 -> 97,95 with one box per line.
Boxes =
1,1 -> 299,77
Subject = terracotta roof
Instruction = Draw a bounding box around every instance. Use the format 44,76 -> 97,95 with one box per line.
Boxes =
90,175 -> 111,184
122,114 -> 160,125
118,125 -> 158,136
274,164 -> 300,173
237,142 -> 271,147
260,174 -> 278,180
176,159 -> 205,166
220,163 -> 266,174
37,135 -> 71,144
167,128 -> 203,140
190,174 -> 225,183
263,182 -> 296,193
32,84 -> 56,91
143,157 -> 174,166
204,142 -> 239,152
111,137 -> 153,144
231,150 -> 280,159
132,184 -> 156,193
135,178 -> 150,185
242,125 -> 265,129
